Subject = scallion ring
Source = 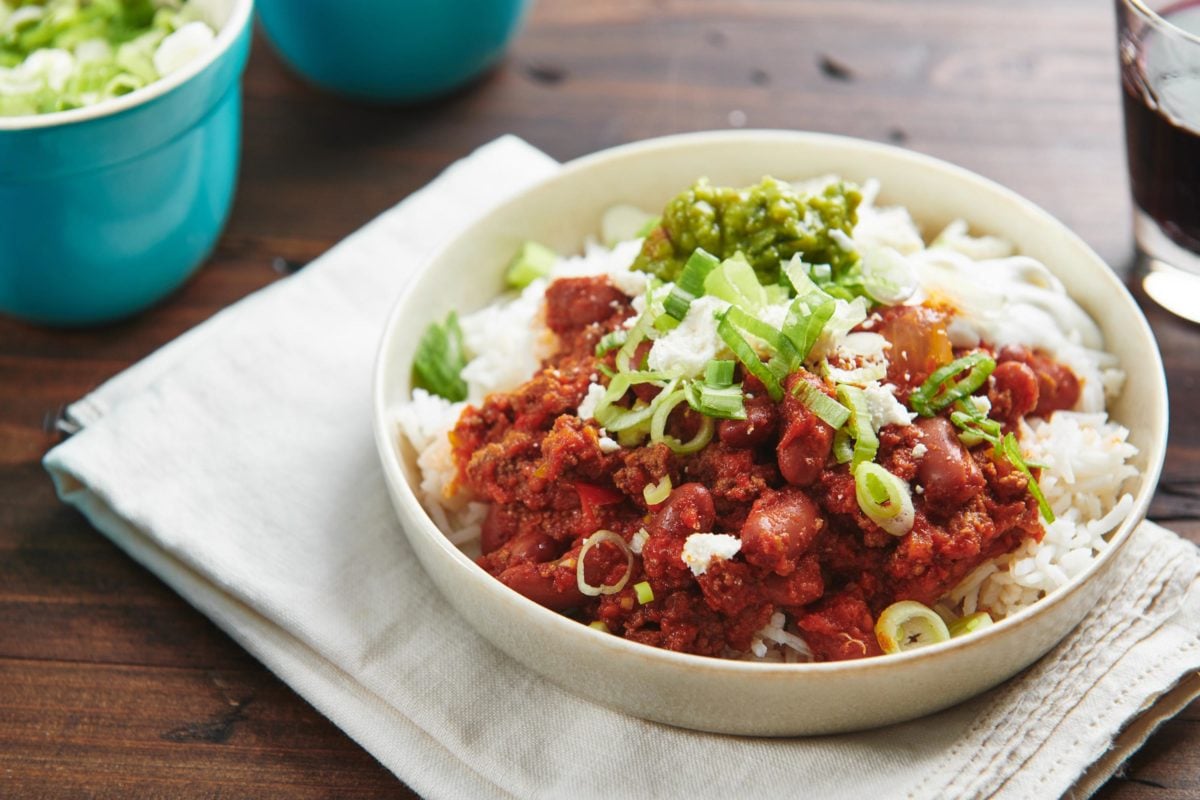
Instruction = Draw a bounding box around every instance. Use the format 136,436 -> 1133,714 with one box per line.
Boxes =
650,388 -> 715,454
793,379 -> 851,429
875,600 -> 951,654
576,530 -> 634,597
853,461 -> 915,537
836,385 -> 879,467
643,475 -> 673,505
948,611 -> 994,638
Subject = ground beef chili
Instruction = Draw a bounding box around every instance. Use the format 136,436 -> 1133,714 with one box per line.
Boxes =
451,275 -> 1081,662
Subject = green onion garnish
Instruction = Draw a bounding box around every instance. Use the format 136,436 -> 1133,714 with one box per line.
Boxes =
616,307 -> 656,372
948,611 -> 994,638
875,600 -> 950,654
705,359 -> 736,388
589,620 -> 611,633
696,384 -> 747,420
833,427 -> 854,464
723,305 -> 800,368
643,475 -> 672,505
950,400 -> 1003,447
836,385 -> 878,467
716,312 -> 782,402
1001,432 -> 1055,523
650,388 -> 715,454
704,253 -> 768,313
792,379 -> 851,429
634,581 -> 655,605
782,296 -> 837,363
662,248 -> 721,323
854,461 -> 915,537
908,353 -> 997,417
504,241 -> 558,289
594,330 -> 628,358
413,311 -> 469,402
594,373 -> 677,432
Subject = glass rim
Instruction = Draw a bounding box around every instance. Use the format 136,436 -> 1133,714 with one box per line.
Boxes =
1125,0 -> 1200,46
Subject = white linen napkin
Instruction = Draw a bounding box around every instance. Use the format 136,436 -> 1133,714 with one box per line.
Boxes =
44,136 -> 1200,800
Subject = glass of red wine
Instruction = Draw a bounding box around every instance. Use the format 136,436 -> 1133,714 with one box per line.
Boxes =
1118,0 -> 1200,322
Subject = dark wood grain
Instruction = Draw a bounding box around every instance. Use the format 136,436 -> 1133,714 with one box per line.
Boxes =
1,1 -> 1197,797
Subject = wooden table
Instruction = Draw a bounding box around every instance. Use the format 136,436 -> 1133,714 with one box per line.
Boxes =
2,1 -> 1198,796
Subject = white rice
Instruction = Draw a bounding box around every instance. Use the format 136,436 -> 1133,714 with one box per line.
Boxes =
392,178 -> 1140,656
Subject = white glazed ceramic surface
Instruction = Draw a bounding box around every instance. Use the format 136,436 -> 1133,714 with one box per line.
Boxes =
372,131 -> 1168,736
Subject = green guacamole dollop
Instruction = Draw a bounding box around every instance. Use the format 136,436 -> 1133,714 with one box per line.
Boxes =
632,177 -> 862,286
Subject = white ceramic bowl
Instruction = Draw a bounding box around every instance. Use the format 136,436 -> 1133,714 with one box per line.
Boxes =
372,131 -> 1168,736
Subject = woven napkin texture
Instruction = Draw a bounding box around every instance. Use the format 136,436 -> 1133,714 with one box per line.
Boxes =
44,136 -> 1200,800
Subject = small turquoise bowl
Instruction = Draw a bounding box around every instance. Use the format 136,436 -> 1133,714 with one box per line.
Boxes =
256,0 -> 532,103
0,0 -> 255,326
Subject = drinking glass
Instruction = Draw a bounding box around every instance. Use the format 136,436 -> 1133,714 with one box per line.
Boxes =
1117,0 -> 1200,322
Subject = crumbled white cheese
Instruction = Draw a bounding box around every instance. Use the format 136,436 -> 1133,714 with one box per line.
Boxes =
969,395 -> 992,416
630,528 -> 649,555
681,533 -> 742,576
647,294 -> 730,378
912,443 -> 928,458
863,381 -> 915,429
576,382 -> 606,420
598,435 -> 621,454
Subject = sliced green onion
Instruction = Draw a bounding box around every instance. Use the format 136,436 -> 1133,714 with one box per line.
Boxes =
724,305 -> 800,368
594,375 -> 677,432
782,296 -> 837,362
793,379 -> 851,429
853,461 -> 915,537
875,600 -> 951,654
653,313 -> 681,332
634,581 -> 655,605
504,241 -> 558,289
908,353 -> 997,417
1001,433 -> 1055,523
650,389 -> 715,454
836,385 -> 879,467
617,424 -> 648,448
616,309 -> 655,372
704,253 -> 767,313
678,247 -> 721,297
697,384 -> 747,420
662,287 -> 694,321
782,256 -> 833,302
860,244 -> 917,306
705,359 -> 736,388
594,330 -> 627,358
717,312 -> 783,402
589,620 -> 611,633
643,475 -> 673,505
950,410 -> 1002,448
576,530 -> 634,597
948,611 -> 994,638
412,311 -> 468,402
833,427 -> 854,464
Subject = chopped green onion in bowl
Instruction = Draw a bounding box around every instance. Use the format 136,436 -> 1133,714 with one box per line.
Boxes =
0,0 -> 215,116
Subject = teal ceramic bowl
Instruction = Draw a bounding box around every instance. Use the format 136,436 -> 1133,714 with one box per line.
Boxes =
0,0 -> 255,326
256,0 -> 532,103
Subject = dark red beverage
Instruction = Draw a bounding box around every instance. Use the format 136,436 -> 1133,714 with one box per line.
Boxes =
1119,0 -> 1200,254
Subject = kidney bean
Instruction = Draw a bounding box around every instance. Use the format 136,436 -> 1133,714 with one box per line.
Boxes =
717,395 -> 778,449
498,560 -> 586,610
740,488 -> 825,575
777,373 -> 834,487
987,360 -> 1039,424
914,416 -> 985,510
648,482 -> 716,538
481,504 -> 514,555
507,531 -> 559,563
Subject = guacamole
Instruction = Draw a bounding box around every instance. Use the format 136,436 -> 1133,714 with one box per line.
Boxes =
632,177 -> 862,287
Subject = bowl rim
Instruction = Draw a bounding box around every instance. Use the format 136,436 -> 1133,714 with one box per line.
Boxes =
0,0 -> 255,132
372,129 -> 1169,677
